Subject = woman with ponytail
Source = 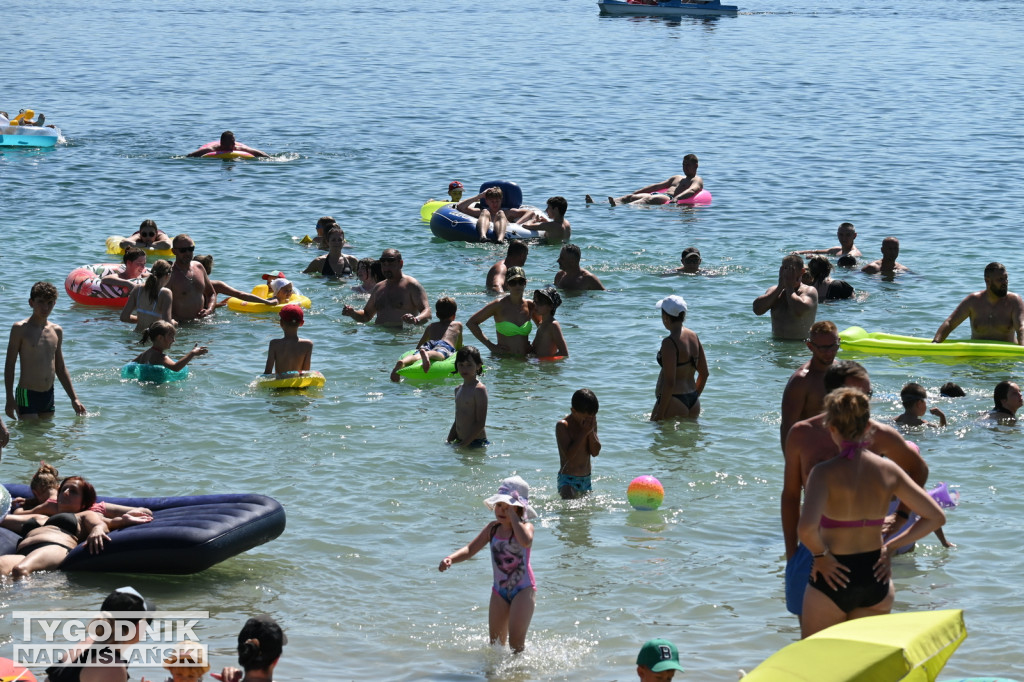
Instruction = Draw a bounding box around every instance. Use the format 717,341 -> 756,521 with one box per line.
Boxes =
121,259 -> 174,332
797,387 -> 946,638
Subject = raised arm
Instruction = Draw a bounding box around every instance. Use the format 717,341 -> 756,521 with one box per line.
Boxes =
933,297 -> 971,343
753,285 -> 783,316
343,283 -> 381,322
166,344 -> 208,372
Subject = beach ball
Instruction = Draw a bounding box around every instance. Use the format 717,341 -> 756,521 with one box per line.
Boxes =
627,475 -> 664,511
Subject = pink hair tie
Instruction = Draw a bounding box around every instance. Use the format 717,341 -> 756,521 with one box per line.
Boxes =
839,439 -> 869,459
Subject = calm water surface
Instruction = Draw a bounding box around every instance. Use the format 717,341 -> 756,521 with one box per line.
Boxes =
3,0 -> 1024,679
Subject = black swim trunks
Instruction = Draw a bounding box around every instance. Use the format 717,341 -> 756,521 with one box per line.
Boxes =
16,386 -> 55,416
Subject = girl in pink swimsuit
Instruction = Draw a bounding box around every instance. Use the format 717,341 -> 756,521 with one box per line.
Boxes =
439,475 -> 538,653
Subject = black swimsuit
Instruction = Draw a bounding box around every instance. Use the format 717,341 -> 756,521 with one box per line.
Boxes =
17,512 -> 81,555
656,337 -> 700,408
321,256 -> 352,278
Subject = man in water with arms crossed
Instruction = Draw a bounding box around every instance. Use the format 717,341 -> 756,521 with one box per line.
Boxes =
933,262 -> 1024,345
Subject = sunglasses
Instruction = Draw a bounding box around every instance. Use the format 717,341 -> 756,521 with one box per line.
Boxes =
507,279 -> 527,286
175,245 -> 195,252
379,256 -> 399,263
140,232 -> 157,238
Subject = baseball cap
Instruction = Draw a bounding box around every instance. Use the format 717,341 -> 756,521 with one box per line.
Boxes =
505,266 -> 527,283
682,247 -> 701,262
637,638 -> 685,673
448,181 -> 464,190
656,295 -> 688,317
280,304 -> 304,324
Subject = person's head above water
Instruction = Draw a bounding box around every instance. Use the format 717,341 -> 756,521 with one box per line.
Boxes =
220,130 -> 236,148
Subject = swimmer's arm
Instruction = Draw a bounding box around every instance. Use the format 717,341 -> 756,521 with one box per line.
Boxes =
303,256 -> 324,274
54,327 -> 85,415
414,327 -> 431,350
695,338 -> 709,396
634,176 -> 677,194
933,299 -> 971,343
861,260 -> 882,274
491,267 -> 507,294
882,465 -> 946,554
588,420 -> 601,457
167,344 -> 208,372
454,324 -> 464,350
509,513 -> 533,547
456,193 -> 484,216
789,284 -> 818,314
404,280 -> 431,325
1014,294 -> 1024,345
467,303 -> 499,352
151,235 -> 172,250
264,341 -> 277,374
0,416 -> 7,450
5,324 -> 21,419
781,426 -> 807,559
552,321 -> 568,357
929,407 -> 947,427
157,289 -> 174,324
300,340 -> 313,372
439,522 -> 494,571
343,283 -> 380,322
119,288 -> 139,324
199,269 -> 216,317
671,175 -> 703,200
82,512 -> 111,554
874,423 -> 929,486
651,338 -> 677,421
752,285 -> 783,316
779,376 -> 807,450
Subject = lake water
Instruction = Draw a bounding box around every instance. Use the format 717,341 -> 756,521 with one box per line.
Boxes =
3,0 -> 1024,679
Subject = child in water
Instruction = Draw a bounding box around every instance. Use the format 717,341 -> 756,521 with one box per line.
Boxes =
391,296 -> 463,382
446,346 -> 488,447
439,475 -> 537,653
134,320 -> 208,371
556,389 -> 601,499
531,286 -> 568,358
895,382 -> 947,427
265,305 -> 313,376
11,461 -> 60,513
160,640 -> 210,682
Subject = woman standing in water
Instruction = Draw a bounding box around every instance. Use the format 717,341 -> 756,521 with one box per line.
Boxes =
651,295 -> 708,420
798,387 -> 945,638
467,266 -> 538,357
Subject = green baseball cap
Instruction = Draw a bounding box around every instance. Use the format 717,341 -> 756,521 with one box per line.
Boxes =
637,638 -> 685,673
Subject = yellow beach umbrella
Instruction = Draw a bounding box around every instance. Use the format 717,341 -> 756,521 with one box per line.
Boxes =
744,610 -> 966,682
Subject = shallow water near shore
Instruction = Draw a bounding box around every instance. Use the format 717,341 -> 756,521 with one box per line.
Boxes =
3,0 -> 1024,679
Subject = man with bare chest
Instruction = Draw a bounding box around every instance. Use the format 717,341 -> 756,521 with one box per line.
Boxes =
778,320 -> 839,450
169,235 -> 216,323
342,249 -> 431,326
934,262 -> 1024,345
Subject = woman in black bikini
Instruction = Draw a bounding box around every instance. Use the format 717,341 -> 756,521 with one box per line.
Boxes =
304,228 -> 357,278
0,477 -> 151,579
651,295 -> 708,420
798,388 -> 945,638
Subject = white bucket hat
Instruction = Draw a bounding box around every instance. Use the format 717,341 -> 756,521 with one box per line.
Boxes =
483,475 -> 538,519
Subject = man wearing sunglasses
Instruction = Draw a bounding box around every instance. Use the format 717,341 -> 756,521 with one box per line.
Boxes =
119,219 -> 172,251
169,235 -> 216,322
779,320 -> 840,450
342,249 -> 430,326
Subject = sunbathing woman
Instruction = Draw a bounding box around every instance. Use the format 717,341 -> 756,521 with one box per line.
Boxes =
0,476 -> 151,579
100,247 -> 149,297
798,387 -> 945,638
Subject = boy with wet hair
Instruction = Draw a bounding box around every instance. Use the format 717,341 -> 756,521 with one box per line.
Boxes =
456,186 -> 509,242
5,282 -> 86,422
556,388 -> 601,499
895,382 -> 947,427
391,296 -> 464,382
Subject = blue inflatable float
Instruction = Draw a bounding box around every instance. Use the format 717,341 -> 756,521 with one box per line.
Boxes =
0,484 -> 285,574
429,181 -> 545,242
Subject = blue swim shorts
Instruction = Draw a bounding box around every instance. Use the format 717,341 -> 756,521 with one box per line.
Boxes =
785,543 -> 813,616
557,473 -> 592,493
421,339 -> 456,359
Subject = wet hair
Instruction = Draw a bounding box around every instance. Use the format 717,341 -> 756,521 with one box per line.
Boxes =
369,260 -> 384,282
507,241 -> 529,258
824,360 -> 868,394
838,222 -> 855,231
683,153 -> 698,166
316,216 -> 337,231
139,219 -> 158,233
325,227 -> 345,245
141,319 -> 175,345
483,186 -> 503,201
940,382 -> 965,398
661,307 -> 686,324
994,380 -> 1016,410
560,243 -> 581,262
900,382 -> 927,410
454,345 -> 483,375
824,387 -> 871,442
220,130 -> 235,145
123,247 -> 146,265
807,255 -> 832,281
194,254 -> 214,274
59,475 -> 97,511
435,296 -> 457,320
808,320 -> 838,337
571,388 -> 599,414
547,196 -> 567,215
30,281 -> 58,303
30,461 -> 60,500
143,260 -> 171,299
356,257 -> 374,275
237,616 -> 286,672
172,234 -> 193,249
985,262 -> 1006,278
882,236 -> 900,249
837,255 -> 858,267
381,248 -> 401,261
782,253 -> 804,269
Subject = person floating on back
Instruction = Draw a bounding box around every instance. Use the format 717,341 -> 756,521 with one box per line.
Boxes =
590,154 -> 704,206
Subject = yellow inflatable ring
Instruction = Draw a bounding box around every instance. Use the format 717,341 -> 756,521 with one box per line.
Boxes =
257,370 -> 325,389
105,236 -> 174,259
226,284 -> 311,313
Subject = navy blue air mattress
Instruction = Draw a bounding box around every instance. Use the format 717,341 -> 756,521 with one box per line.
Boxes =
1,484 -> 286,574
